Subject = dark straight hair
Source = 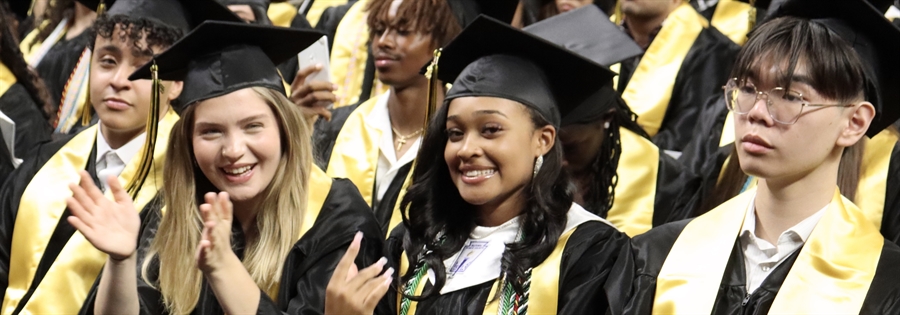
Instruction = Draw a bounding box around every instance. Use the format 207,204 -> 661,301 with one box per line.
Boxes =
399,100 -> 572,299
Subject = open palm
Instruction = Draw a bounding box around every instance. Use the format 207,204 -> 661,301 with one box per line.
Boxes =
66,170 -> 140,261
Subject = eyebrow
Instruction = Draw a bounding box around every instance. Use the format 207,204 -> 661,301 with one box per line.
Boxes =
193,114 -> 267,129
96,45 -> 122,55
446,110 -> 508,123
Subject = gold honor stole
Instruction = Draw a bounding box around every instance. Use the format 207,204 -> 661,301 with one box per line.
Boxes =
1,109 -> 179,314
325,95 -> 409,237
398,222 -> 597,315
719,114 -> 897,229
304,0 -> 351,28
18,19 -> 67,66
0,62 -> 16,97
606,128 -> 658,237
329,0 -> 388,108
616,2 -> 708,137
267,2 -> 298,28
709,0 -> 752,45
301,165 -> 334,236
654,187 -> 882,314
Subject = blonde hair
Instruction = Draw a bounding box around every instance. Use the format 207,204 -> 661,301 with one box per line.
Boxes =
144,86 -> 313,313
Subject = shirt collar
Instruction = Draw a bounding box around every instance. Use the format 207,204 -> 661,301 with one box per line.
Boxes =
96,123 -> 147,165
740,196 -> 828,244
366,90 -> 392,133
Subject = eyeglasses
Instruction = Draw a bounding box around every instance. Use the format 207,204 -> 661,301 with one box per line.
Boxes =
723,78 -> 856,124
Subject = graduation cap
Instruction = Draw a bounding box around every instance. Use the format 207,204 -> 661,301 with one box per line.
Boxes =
771,0 -> 900,136
522,5 -> 642,126
447,0 -> 520,27
129,20 -> 324,107
104,0 -> 241,33
436,15 -> 616,127
75,0 -> 113,13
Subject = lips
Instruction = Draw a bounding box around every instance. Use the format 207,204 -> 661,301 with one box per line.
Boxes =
458,165 -> 496,185
220,163 -> 256,184
374,53 -> 400,67
740,134 -> 774,154
102,96 -> 132,111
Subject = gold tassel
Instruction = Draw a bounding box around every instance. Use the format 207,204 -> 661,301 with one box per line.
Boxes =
614,0 -> 623,25
96,0 -> 106,15
422,48 -> 442,138
125,61 -> 160,199
748,0 -> 757,31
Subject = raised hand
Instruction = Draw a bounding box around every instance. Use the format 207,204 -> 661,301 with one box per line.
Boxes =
290,64 -> 337,121
325,232 -> 392,315
195,192 -> 236,274
66,171 -> 140,261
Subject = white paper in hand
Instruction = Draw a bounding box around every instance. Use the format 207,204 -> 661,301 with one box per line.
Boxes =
0,110 -> 21,167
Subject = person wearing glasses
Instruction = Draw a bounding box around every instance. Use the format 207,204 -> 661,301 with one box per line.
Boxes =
680,0 -> 900,244
607,0 -> 900,314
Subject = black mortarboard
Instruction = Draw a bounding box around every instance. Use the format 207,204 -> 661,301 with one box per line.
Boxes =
75,0 -> 114,12
129,21 -> 323,107
522,5 -> 641,126
771,0 -> 900,136
447,0 -> 520,27
105,0 -> 241,33
438,15 -> 615,127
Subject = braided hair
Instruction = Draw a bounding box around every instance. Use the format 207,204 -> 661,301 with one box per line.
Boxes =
0,2 -> 54,119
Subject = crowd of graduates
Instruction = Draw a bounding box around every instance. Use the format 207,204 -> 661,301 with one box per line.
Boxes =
0,0 -> 899,313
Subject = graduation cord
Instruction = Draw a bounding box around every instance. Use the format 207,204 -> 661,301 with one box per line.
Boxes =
400,232 -> 531,315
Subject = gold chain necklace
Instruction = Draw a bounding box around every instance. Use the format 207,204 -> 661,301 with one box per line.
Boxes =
391,126 -> 423,151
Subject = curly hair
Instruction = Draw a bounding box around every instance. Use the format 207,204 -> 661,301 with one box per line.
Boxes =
399,101 -> 573,299
89,14 -> 183,58
0,2 -> 54,118
365,0 -> 463,47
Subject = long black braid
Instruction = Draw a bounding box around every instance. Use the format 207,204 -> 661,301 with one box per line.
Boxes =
581,95 -> 648,217
0,2 -> 55,119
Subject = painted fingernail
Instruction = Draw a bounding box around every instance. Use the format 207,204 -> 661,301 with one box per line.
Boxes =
383,267 -> 394,278
377,257 -> 387,266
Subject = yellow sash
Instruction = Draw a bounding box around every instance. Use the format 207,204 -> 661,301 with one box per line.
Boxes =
620,2 -> 708,137
325,95 -> 410,237
305,0 -> 351,28
654,187 -> 881,314
2,109 -> 179,315
719,113 -> 897,229
301,165 -> 334,236
399,225 -> 585,315
267,2 -> 298,27
0,62 -> 16,97
606,128 -> 658,237
329,0 -> 388,108
709,0 -> 752,45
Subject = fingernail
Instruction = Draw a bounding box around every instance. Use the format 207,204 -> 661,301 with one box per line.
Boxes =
316,63 -> 323,70
383,267 -> 394,278
377,257 -> 388,266
331,84 -> 338,90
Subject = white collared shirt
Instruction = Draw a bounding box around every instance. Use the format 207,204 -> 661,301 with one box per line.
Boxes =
739,198 -> 827,293
95,124 -> 145,191
368,91 -> 421,207
431,203 -> 616,294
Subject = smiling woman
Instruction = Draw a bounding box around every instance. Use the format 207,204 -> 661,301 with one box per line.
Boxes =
68,21 -> 383,314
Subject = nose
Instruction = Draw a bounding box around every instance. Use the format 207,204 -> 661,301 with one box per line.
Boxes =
376,29 -> 396,50
455,134 -> 482,161
109,65 -> 133,91
221,134 -> 246,162
746,92 -> 774,126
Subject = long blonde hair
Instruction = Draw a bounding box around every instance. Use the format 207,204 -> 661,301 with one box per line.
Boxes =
145,86 -> 313,313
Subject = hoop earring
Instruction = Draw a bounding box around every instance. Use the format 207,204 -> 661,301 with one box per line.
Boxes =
533,155 -> 544,178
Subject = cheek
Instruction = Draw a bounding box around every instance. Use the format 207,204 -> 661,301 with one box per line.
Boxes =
258,129 -> 283,163
192,139 -> 219,173
444,142 -> 458,169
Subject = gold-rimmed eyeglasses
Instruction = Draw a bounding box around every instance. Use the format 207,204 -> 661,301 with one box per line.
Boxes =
723,78 -> 856,124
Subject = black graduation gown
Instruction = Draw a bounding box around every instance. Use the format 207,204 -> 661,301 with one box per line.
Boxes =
78,178 -> 383,314
35,30 -> 91,110
0,132 -> 103,314
617,26 -> 740,153
312,103 -> 411,234
0,131 -> 12,184
0,83 -> 53,159
606,219 -> 900,315
378,221 -> 630,315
